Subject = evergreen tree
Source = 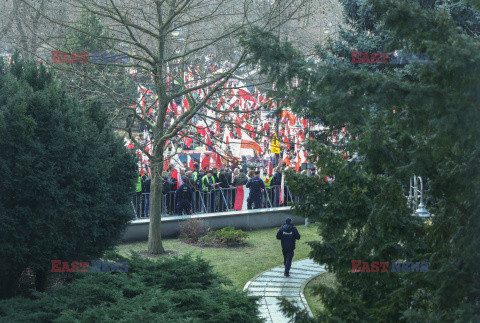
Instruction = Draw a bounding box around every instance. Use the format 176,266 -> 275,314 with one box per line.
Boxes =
0,58 -> 137,299
241,0 -> 480,320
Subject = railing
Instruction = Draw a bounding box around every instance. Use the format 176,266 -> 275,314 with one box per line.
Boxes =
131,185 -> 296,219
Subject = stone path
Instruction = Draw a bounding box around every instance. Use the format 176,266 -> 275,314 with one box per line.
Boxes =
243,258 -> 325,323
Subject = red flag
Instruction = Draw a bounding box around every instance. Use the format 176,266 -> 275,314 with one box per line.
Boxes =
184,136 -> 193,149
183,98 -> 190,110
283,156 -> 291,166
171,169 -> 180,189
284,135 -> 290,149
268,162 -> 273,176
164,159 -> 169,171
201,154 -> 210,170
295,151 -> 301,172
238,89 -> 256,102
215,153 -> 222,167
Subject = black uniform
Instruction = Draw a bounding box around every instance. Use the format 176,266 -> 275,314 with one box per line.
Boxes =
276,223 -> 301,276
271,171 -> 282,207
246,177 -> 265,209
175,183 -> 193,215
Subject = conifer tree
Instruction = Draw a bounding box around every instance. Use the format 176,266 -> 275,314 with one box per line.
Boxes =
0,57 -> 137,299
241,0 -> 480,320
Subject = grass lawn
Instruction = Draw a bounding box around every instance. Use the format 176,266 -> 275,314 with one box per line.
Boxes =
116,224 -> 320,290
304,272 -> 337,317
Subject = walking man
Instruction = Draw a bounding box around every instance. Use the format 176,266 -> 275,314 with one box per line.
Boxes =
276,217 -> 301,277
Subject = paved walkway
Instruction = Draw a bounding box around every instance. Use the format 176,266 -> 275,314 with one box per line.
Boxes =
243,258 -> 325,322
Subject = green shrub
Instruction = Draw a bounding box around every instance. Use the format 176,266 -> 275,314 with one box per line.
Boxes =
199,227 -> 248,246
0,253 -> 261,322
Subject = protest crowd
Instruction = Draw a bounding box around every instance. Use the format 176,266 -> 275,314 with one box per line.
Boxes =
122,54 -> 353,217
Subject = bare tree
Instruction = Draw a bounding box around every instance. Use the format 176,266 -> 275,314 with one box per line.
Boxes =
21,0 -> 310,254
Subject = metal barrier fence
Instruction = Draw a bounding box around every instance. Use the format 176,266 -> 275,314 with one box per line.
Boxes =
131,185 -> 296,219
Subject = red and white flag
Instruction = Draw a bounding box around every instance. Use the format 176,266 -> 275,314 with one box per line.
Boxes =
234,185 -> 250,210
279,174 -> 285,205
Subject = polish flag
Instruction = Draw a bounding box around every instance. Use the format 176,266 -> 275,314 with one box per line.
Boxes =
171,168 -> 182,189
215,153 -> 222,167
240,131 -> 263,154
295,151 -> 301,172
278,110 -> 297,126
284,135 -> 290,149
238,89 -> 256,102
183,98 -> 190,110
234,185 -> 250,210
279,174 -> 285,205
201,154 -> 210,170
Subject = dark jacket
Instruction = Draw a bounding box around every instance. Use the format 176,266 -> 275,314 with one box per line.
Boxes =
219,173 -> 231,188
246,177 -> 265,196
162,176 -> 170,194
232,173 -> 248,187
142,177 -> 151,193
276,224 -> 300,250
175,184 -> 193,201
271,171 -> 282,186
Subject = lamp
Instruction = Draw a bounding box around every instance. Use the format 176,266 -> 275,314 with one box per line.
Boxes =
410,175 -> 433,218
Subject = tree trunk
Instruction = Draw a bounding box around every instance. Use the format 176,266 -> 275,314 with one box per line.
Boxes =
147,147 -> 165,254
34,268 -> 47,292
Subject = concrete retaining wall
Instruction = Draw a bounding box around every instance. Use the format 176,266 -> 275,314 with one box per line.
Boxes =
122,207 -> 302,241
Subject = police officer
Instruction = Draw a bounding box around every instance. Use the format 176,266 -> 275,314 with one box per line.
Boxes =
175,177 -> 193,215
276,217 -> 301,277
246,170 -> 265,209
202,170 -> 217,212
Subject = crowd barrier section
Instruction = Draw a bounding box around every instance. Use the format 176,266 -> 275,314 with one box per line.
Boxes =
131,185 -> 296,219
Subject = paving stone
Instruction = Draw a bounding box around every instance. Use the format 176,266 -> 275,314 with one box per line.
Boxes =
245,259 -> 318,322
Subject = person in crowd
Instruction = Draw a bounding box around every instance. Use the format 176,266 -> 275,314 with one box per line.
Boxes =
232,169 -> 248,187
246,170 -> 265,209
142,173 -> 151,217
202,170 -> 217,212
271,167 -> 282,207
276,217 -> 301,277
212,167 -> 220,185
218,168 -> 232,211
135,173 -> 143,217
226,168 -> 233,183
263,169 -> 273,188
192,164 -> 199,182
162,171 -> 172,213
248,170 -> 255,179
231,168 -> 239,185
175,176 -> 193,215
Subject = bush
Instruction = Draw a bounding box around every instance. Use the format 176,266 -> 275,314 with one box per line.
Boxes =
0,254 -> 261,322
179,218 -> 208,242
199,227 -> 248,246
